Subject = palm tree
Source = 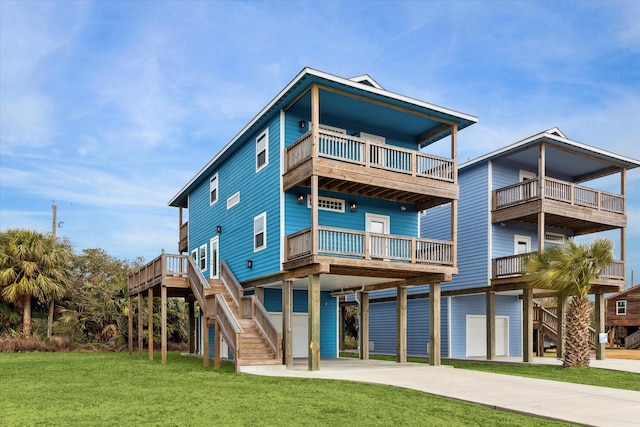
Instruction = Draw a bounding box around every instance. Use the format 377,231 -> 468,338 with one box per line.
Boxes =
0,229 -> 70,337
526,238 -> 613,367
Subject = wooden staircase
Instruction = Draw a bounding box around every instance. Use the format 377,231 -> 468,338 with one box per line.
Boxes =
625,329 -> 640,349
534,304 -> 597,351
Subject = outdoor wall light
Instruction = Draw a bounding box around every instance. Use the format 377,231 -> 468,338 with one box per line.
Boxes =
297,193 -> 305,204
216,225 -> 222,233
400,206 -> 407,211
246,260 -> 253,269
349,201 -> 358,212
299,120 -> 306,129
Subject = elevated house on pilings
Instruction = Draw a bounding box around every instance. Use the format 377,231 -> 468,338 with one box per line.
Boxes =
127,68 -> 477,370
366,128 -> 639,362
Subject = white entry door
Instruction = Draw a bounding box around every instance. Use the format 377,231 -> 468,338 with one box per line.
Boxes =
366,213 -> 390,259
466,315 -> 509,357
210,236 -> 219,279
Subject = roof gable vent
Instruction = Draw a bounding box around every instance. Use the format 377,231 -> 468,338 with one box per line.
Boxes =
348,74 -> 384,90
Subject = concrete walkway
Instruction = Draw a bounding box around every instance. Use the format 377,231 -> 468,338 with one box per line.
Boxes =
242,358 -> 640,427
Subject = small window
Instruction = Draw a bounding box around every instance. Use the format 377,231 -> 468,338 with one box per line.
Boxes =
617,300 -> 627,315
545,232 -> 565,244
191,249 -> 197,262
210,174 -> 218,205
307,195 -> 345,213
227,192 -> 240,210
199,244 -> 207,271
256,129 -> 268,171
254,212 -> 266,251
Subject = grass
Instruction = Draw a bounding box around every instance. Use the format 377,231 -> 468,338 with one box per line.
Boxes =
340,352 -> 640,392
0,352 -> 575,427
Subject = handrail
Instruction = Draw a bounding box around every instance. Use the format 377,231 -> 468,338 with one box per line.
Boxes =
215,294 -> 243,360
625,329 -> 640,349
186,256 -> 209,311
534,304 -> 597,347
220,259 -> 243,310
251,296 -> 282,360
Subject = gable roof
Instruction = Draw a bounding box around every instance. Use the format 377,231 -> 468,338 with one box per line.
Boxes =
606,284 -> 640,300
168,67 -> 478,208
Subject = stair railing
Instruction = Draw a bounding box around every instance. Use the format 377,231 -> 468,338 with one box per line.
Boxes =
625,329 -> 640,349
186,257 -> 210,310
251,296 -> 282,360
534,303 -> 597,348
220,259 -> 243,310
215,294 -> 243,360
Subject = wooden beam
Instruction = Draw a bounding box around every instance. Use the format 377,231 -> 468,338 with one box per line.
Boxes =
429,282 -> 441,366
396,286 -> 407,363
359,292 -> 369,360
556,295 -> 565,358
255,286 -> 264,304
161,285 -> 167,364
137,293 -> 143,358
188,301 -> 195,354
148,288 -> 153,361
283,280 -> 293,368
308,274 -> 321,371
202,316 -> 209,368
595,293 -> 605,360
573,165 -> 622,184
213,323 -> 220,370
418,123 -> 451,145
486,290 -> 495,361
128,296 -> 133,355
523,288 -> 533,363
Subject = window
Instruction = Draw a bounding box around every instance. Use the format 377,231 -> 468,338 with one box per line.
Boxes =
254,212 -> 266,251
617,300 -> 627,315
544,232 -> 565,245
191,249 -> 197,262
227,192 -> 240,210
199,244 -> 207,271
306,195 -> 345,213
210,237 -> 219,279
256,129 -> 268,171
210,174 -> 218,205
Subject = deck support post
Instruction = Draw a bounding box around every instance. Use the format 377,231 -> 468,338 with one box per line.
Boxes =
128,296 -> 133,355
396,286 -> 407,363
161,285 -> 167,364
255,286 -> 264,304
214,323 -> 220,370
429,282 -> 441,366
283,280 -> 293,368
137,293 -> 143,357
595,292 -> 606,360
188,301 -> 195,354
359,292 -> 369,360
308,274 -> 321,371
486,290 -> 495,360
202,315 -> 209,368
556,295 -> 565,358
148,288 -> 154,361
523,288 -> 534,363
338,302 -> 345,352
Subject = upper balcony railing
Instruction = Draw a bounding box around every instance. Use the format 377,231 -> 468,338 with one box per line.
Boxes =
492,252 -> 625,281
493,177 -> 624,214
286,131 -> 454,182
286,225 -> 454,267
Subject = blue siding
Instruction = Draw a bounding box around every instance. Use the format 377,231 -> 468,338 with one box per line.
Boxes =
449,294 -> 522,358
188,117 -> 282,282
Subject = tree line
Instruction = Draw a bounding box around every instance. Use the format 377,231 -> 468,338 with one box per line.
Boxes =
0,228 -> 189,350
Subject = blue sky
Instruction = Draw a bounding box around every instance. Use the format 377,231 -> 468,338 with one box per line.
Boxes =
1,0 -> 639,284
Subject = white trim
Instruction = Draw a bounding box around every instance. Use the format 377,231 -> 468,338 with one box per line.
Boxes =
519,169 -> 537,182
209,173 -> 218,206
209,236 -> 219,279
360,132 -> 386,144
348,74 -> 384,89
279,110 -> 285,268
227,192 -> 240,210
254,212 -> 267,252
514,234 -> 531,254
447,296 -> 452,358
199,243 -> 207,271
487,161 -> 493,283
256,128 -> 269,172
366,213 -> 390,234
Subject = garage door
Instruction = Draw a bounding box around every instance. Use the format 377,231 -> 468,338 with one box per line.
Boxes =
269,312 -> 309,358
466,315 -> 508,357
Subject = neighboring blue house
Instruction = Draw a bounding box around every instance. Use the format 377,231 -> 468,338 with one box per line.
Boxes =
127,68 -> 478,370
367,128 -> 638,361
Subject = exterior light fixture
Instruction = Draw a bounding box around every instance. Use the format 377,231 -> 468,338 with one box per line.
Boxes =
349,201 -> 358,212
297,193 -> 305,204
246,260 -> 253,269
299,120 -> 306,129
216,225 -> 222,233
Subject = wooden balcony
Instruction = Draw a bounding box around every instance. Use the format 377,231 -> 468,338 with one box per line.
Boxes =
492,178 -> 626,234
283,131 -> 458,210
491,252 -> 625,293
284,226 -> 456,279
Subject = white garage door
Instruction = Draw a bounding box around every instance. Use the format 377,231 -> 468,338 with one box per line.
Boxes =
269,312 -> 309,358
466,315 -> 508,357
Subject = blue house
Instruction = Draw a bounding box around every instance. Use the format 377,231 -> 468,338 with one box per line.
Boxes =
127,68 -> 477,370
367,128 -> 639,361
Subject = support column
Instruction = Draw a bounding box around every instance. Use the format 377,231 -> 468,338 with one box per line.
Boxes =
255,286 -> 264,304
429,282 -> 441,366
128,296 -> 133,355
148,288 -> 154,361
338,303 -> 345,353
396,286 -> 407,363
283,280 -> 293,368
161,285 -> 167,364
359,292 -> 369,360
523,288 -> 534,363
202,316 -> 209,368
188,301 -> 195,354
308,274 -> 321,371
137,293 -> 143,357
595,292 -> 606,360
556,295 -> 565,358
213,323 -> 220,370
486,290 -> 495,360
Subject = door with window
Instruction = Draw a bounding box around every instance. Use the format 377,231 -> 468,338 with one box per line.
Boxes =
210,236 -> 219,279
519,170 -> 537,200
514,235 -> 531,274
361,132 -> 386,168
366,213 -> 390,259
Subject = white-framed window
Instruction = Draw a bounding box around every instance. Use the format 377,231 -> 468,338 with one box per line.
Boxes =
227,192 -> 240,210
514,235 -> 531,255
254,212 -> 267,252
519,170 -> 536,181
306,195 -> 345,213
210,236 -> 219,279
256,129 -> 269,172
617,300 -> 627,315
544,232 -> 565,245
210,173 -> 218,205
199,244 -> 207,271
191,248 -> 197,263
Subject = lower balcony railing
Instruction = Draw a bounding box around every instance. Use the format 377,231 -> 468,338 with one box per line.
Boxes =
492,252 -> 624,281
286,226 -> 453,266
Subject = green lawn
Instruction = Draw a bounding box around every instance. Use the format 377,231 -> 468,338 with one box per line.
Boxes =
1,352 -> 574,427
341,352 -> 640,392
